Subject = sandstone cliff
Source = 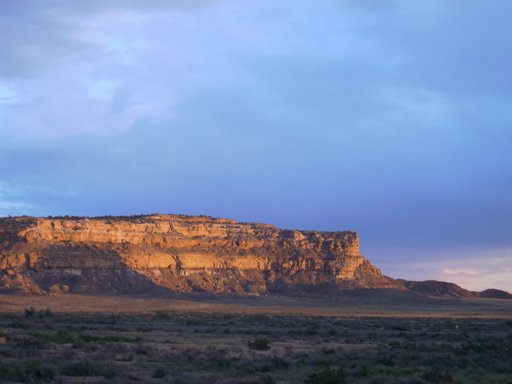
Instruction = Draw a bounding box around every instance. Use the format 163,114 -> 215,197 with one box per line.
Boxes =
0,215 -> 401,295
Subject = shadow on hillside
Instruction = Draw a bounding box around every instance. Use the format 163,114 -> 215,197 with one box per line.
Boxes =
27,244 -> 178,297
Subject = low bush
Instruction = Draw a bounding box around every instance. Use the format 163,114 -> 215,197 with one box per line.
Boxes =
61,360 -> 97,376
24,307 -> 53,319
24,307 -> 36,319
248,338 -> 271,351
32,330 -> 73,344
422,367 -> 453,383
152,367 -> 166,378
153,311 -> 171,320
79,334 -> 141,343
0,359 -> 56,382
61,359 -> 118,378
306,367 -> 347,384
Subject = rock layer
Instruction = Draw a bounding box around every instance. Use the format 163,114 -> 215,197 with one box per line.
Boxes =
0,215 -> 401,295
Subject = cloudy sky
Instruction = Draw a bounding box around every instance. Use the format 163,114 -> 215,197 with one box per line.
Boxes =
1,0 -> 511,291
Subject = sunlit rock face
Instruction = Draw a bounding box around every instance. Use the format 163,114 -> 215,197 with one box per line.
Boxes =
0,215 -> 401,295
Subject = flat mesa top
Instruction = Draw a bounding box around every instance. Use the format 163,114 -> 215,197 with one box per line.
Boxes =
0,214 -> 357,237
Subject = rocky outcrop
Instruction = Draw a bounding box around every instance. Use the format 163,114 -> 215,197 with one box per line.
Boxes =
0,215 -> 401,295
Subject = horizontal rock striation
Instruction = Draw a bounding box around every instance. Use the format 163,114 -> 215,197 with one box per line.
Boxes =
0,215 -> 401,295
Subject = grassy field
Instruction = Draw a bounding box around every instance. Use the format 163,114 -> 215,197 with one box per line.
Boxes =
0,294 -> 511,383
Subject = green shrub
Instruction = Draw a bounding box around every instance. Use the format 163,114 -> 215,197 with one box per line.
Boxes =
32,330 -> 73,344
355,363 -> 371,377
61,360 -> 119,378
152,367 -> 166,378
78,334 -> 140,343
259,374 -> 276,384
422,368 -> 453,383
62,360 -> 97,376
255,357 -> 290,372
248,338 -> 271,351
153,311 -> 171,320
377,355 -> 394,366
0,360 -> 56,382
102,364 -> 117,379
23,307 -> 53,318
24,307 -> 36,318
306,367 -> 347,384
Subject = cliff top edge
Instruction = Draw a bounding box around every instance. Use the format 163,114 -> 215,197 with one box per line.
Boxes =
0,214 -> 357,237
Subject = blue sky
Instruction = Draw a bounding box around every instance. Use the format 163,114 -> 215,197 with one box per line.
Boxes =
1,0 -> 511,291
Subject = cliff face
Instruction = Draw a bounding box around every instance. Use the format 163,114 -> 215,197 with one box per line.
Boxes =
0,215 -> 401,295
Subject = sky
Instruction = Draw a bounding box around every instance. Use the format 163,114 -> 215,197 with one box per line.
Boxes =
1,0 -> 511,292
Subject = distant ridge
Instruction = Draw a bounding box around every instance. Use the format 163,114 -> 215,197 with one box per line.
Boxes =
397,279 -> 474,298
479,288 -> 512,299
0,214 -> 509,299
398,279 -> 512,299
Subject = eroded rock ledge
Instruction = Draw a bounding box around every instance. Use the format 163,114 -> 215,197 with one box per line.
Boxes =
0,215 -> 400,295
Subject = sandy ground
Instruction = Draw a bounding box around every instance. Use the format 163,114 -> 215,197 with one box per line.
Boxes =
1,293 -> 511,318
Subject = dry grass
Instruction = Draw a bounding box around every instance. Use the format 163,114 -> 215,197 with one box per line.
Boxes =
1,292 -> 511,318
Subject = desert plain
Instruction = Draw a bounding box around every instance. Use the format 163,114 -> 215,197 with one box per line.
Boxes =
0,292 -> 511,383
